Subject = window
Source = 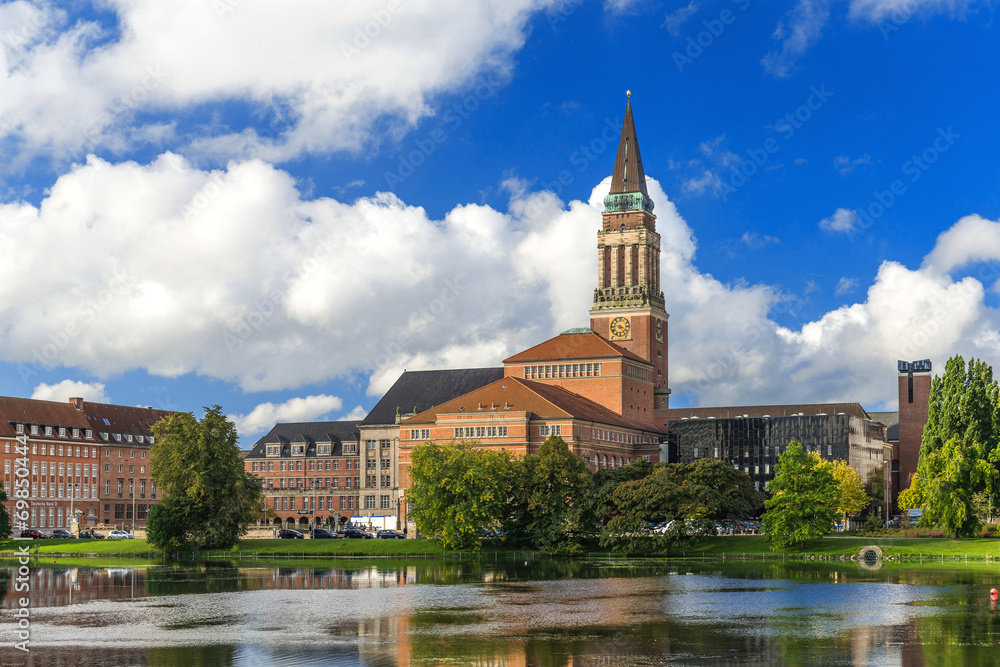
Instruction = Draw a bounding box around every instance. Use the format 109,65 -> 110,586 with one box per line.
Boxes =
365,495 -> 376,509
118,449 -> 123,457
85,429 -> 92,439
348,497 -> 354,510
366,440 -> 376,450
289,497 -> 296,510
540,425 -> 561,437
291,445 -> 305,455
44,426 -> 52,436
332,478 -> 338,488
118,464 -> 123,473
129,450 -> 134,458
105,481 -> 110,495
332,460 -> 339,470
30,425 -> 38,435
345,477 -> 352,488
15,423 -> 23,434
380,440 -> 390,449
129,465 -> 134,473
117,480 -> 123,497
141,451 -> 146,459
126,434 -> 132,443
252,462 -> 258,472
410,429 -> 430,440
104,464 -> 110,472
381,458 -> 390,469
114,434 -> 121,442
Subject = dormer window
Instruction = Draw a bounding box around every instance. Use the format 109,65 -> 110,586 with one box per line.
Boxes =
44,426 -> 53,436
148,436 -> 154,444
100,432 -> 108,441
30,425 -> 38,435
126,434 -> 133,443
265,445 -> 280,457
72,428 -> 80,438
291,445 -> 306,456
58,427 -> 67,437
114,434 -> 121,442
15,424 -> 23,434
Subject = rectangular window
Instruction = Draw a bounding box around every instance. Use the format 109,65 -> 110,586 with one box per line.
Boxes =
365,495 -> 376,509
348,497 -> 354,510
290,497 -> 296,510
380,495 -> 390,509
332,478 -> 339,488
332,460 -> 339,470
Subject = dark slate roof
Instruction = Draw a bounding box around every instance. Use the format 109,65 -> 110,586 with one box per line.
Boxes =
77,400 -> 178,442
360,368 -> 504,426
609,95 -> 649,197
869,411 -> 900,442
246,420 -> 361,459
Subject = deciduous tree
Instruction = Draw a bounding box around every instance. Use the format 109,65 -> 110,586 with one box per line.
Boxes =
148,406 -> 263,552
0,489 -> 11,539
762,442 -> 839,549
817,459 -> 869,530
407,441 -> 513,550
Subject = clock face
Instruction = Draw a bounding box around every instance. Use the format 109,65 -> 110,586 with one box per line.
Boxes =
655,318 -> 663,342
610,316 -> 630,339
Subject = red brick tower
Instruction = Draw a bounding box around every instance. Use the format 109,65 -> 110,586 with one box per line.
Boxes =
589,93 -> 670,414
896,359 -> 932,496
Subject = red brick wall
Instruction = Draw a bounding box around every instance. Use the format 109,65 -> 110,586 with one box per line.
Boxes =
898,371 -> 931,491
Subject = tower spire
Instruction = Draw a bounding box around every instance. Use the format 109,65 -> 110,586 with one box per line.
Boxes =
604,93 -> 653,213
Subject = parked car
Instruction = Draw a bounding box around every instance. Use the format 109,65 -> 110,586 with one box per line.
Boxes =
107,530 -> 133,539
79,530 -> 105,539
49,529 -> 77,539
338,528 -> 373,539
310,528 -> 337,539
277,529 -> 304,539
376,530 -> 405,539
20,529 -> 48,539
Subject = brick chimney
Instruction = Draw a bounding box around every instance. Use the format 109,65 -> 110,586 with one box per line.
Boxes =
69,397 -> 84,409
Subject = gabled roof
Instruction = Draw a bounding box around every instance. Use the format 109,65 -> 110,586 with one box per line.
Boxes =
664,403 -> 872,422
246,420 -> 361,459
360,368 -> 504,426
0,396 -> 91,438
503,330 -> 649,365
402,377 -> 663,433
609,95 -> 648,197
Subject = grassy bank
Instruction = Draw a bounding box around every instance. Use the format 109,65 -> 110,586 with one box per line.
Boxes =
7,534 -> 1000,563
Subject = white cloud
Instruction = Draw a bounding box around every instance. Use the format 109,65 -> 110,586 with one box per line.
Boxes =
762,0 -> 831,78
8,148 -> 1000,416
228,395 -> 344,438
848,0 -> 986,22
819,208 -> 860,234
835,277 -> 859,295
834,153 -> 874,175
340,405 -> 369,421
31,379 -> 110,404
742,232 -> 781,250
0,0 -> 568,164
662,2 -> 700,35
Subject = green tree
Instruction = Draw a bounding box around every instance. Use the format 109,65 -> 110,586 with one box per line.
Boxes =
407,441 -> 513,550
919,355 -> 1000,516
600,459 -> 760,552
898,473 -> 925,512
919,437 -> 982,537
0,488 -> 11,539
818,459 -> 869,530
507,436 -> 593,553
762,442 -> 839,549
583,457 -> 653,530
148,406 -> 263,552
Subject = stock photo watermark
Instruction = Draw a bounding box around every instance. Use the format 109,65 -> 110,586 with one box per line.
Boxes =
672,0 -> 752,73
846,126 -> 959,242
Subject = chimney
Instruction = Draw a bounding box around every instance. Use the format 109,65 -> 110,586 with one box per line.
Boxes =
69,397 -> 84,409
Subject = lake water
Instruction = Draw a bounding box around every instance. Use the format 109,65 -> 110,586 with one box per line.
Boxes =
3,556 -> 1000,666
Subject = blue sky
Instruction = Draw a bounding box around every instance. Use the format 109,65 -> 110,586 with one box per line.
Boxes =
0,0 -> 997,446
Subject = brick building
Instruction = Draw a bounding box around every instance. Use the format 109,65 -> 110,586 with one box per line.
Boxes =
0,396 -> 175,532
243,368 -> 505,529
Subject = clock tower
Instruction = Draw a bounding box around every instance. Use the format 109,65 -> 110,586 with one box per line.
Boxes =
589,93 -> 670,410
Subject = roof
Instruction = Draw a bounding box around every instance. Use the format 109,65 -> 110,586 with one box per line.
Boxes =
402,377 -> 664,433
246,420 -> 361,459
608,95 -> 649,197
0,396 -> 91,438
869,411 -> 900,441
663,402 -> 872,422
503,331 -> 649,365
77,400 -> 178,440
360,368 -> 504,426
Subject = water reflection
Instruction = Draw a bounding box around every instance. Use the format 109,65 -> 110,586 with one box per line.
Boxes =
3,558 -> 1000,665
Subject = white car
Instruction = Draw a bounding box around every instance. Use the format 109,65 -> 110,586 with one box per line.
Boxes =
107,530 -> 133,539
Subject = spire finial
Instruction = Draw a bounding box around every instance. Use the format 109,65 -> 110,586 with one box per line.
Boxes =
627,90 -> 631,99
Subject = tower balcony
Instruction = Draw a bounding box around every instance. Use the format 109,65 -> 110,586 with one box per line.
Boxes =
592,286 -> 665,311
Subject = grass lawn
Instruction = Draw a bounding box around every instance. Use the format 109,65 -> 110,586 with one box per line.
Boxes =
0,537 -> 486,560
8,534 -> 1000,563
